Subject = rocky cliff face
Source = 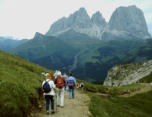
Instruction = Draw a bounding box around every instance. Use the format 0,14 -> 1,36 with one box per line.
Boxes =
34,32 -> 45,40
104,60 -> 152,86
46,7 -> 107,39
91,11 -> 106,27
108,5 -> 150,39
46,6 -> 150,40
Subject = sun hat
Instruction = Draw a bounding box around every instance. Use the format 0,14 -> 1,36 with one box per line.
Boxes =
56,71 -> 62,76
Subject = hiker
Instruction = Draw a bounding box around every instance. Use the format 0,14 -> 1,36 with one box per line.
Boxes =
53,70 -> 62,79
80,82 -> 84,91
62,73 -> 68,92
79,82 -> 84,91
54,72 -> 66,107
66,73 -> 76,99
42,73 -> 56,115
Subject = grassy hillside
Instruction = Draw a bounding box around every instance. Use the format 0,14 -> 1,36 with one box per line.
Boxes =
83,82 -> 152,117
89,91 -> 152,117
0,50 -> 53,117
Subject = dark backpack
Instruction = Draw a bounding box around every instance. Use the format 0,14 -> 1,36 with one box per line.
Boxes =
56,77 -> 65,89
43,80 -> 51,93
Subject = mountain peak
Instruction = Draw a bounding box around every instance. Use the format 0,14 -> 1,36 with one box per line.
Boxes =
34,32 -> 44,39
66,7 -> 91,29
91,11 -> 107,26
78,7 -> 87,13
109,5 -> 150,39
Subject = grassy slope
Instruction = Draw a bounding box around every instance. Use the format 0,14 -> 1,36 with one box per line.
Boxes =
84,82 -> 143,95
0,50 -> 53,117
89,91 -> 152,117
83,82 -> 152,117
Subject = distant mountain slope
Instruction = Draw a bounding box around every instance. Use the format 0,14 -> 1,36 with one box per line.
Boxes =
0,37 -> 28,51
10,31 -> 152,82
9,32 -> 79,72
0,50 -> 53,117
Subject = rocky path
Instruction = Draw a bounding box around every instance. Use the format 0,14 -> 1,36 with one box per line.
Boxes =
31,90 -> 91,117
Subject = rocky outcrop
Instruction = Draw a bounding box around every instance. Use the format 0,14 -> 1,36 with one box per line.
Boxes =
108,5 -> 151,39
91,11 -> 106,27
33,32 -> 45,40
104,60 -> 152,86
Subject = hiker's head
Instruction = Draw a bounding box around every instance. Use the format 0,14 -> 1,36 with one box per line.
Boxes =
69,73 -> 73,76
46,73 -> 52,79
56,71 -> 62,77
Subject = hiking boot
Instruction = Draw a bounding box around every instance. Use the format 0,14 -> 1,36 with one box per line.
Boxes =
51,110 -> 55,114
60,106 -> 64,108
46,111 -> 50,115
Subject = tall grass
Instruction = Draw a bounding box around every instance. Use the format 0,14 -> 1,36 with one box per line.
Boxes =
0,50 -> 53,117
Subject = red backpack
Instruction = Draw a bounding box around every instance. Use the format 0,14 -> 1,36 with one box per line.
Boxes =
55,77 -> 65,88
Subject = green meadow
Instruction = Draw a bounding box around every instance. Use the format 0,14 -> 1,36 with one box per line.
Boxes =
0,50 -> 53,117
84,81 -> 152,117
89,91 -> 152,117
0,50 -> 152,117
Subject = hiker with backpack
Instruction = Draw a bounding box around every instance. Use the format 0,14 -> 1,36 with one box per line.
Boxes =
54,72 -> 66,108
66,73 -> 76,99
42,73 -> 56,115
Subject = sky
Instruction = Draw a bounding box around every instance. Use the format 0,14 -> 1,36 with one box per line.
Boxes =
0,0 -> 152,39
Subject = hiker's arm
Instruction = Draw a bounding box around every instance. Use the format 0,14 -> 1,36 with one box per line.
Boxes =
74,78 -> 76,86
52,83 -> 56,92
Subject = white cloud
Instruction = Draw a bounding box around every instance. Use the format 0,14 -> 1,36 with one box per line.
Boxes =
0,0 -> 151,39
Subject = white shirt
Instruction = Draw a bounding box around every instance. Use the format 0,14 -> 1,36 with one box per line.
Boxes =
42,79 -> 56,96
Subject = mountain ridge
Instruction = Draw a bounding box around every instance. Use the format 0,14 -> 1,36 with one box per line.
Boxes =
46,6 -> 150,40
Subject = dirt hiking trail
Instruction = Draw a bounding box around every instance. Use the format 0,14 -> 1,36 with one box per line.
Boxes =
120,83 -> 152,97
30,90 -> 91,117
96,83 -> 152,98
